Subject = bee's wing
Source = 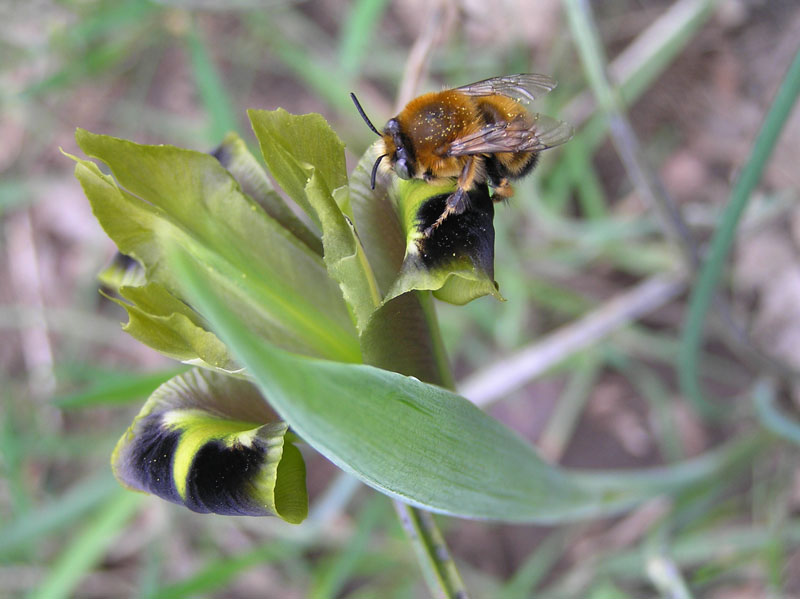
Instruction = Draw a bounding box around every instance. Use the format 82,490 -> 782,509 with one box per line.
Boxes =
454,74 -> 558,103
447,114 -> 574,156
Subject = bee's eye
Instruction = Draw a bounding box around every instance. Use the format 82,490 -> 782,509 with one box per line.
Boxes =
395,158 -> 411,180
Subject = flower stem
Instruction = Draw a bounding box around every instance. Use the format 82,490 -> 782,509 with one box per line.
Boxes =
393,500 -> 469,599
375,292 -> 466,597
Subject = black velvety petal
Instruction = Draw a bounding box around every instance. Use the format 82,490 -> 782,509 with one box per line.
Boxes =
184,439 -> 271,516
385,182 -> 501,305
414,185 -> 495,279
114,410 -> 182,504
112,369 -> 308,523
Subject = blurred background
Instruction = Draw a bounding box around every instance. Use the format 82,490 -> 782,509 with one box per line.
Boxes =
2,0 -> 800,597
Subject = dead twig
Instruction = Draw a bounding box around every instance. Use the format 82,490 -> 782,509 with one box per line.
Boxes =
394,0 -> 456,112
5,209 -> 56,399
460,272 -> 687,407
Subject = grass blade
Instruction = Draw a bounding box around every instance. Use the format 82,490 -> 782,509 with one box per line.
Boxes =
28,490 -> 142,599
338,0 -> 390,76
753,379 -> 800,446
185,20 -> 239,141
0,473 -> 119,558
679,48 -> 800,417
53,367 -> 187,408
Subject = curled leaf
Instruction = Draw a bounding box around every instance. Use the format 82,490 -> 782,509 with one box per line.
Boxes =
112,368 -> 307,523
248,108 -> 348,225
98,255 -> 236,371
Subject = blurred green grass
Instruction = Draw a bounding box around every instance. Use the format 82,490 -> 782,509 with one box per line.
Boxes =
2,0 -> 800,597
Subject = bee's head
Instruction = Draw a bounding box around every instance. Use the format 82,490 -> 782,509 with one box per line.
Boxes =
384,119 -> 415,181
350,92 -> 415,189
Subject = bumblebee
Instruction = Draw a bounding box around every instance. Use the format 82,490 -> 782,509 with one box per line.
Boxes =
351,74 -> 573,235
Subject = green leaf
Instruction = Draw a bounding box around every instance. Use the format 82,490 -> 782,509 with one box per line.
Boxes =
171,244 -> 596,521
69,131 -> 360,362
212,132 -> 323,255
0,472 -> 119,558
158,540 -> 302,598
249,109 -> 382,332
338,0 -> 390,76
386,179 -> 502,305
112,368 -> 307,523
29,490 -> 143,599
314,178 -> 381,332
185,21 -> 239,142
172,244 -> 765,522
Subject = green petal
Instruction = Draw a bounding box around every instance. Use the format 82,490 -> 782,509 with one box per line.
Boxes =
348,142 -> 406,294
107,282 -> 235,371
248,108 -> 348,225
112,368 -> 307,523
211,132 -> 323,256
69,132 -> 360,362
386,179 -> 503,305
249,110 -> 382,333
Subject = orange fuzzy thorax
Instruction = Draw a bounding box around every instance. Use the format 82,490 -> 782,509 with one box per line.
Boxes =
380,90 -> 533,182
382,91 -> 481,180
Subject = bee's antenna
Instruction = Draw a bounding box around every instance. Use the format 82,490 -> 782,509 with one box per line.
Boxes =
370,154 -> 386,189
350,92 -> 382,136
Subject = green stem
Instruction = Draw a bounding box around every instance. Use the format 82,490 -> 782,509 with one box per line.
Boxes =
387,291 -> 466,597
678,48 -> 800,417
359,288 -> 463,591
753,378 -> 800,446
418,290 -> 456,390
393,501 -> 469,599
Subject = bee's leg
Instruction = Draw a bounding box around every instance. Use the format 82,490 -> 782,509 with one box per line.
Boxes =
491,178 -> 514,201
424,158 -> 476,237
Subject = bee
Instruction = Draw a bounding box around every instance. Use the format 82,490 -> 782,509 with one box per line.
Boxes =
351,74 -> 573,236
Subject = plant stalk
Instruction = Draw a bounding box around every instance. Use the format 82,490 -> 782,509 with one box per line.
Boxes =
362,283 -> 465,596
387,292 -> 468,598
393,501 -> 469,599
